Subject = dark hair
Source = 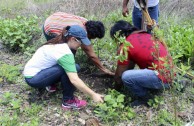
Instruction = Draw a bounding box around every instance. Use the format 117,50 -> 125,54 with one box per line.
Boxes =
110,20 -> 138,38
44,26 -> 71,45
110,20 -> 168,49
85,21 -> 105,39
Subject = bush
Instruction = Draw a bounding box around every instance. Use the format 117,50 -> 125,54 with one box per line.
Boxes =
165,23 -> 194,60
0,15 -> 41,52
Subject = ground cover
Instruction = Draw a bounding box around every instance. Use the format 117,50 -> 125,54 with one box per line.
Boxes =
0,0 -> 194,125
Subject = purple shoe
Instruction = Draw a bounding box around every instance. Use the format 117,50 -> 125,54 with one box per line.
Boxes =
62,97 -> 87,110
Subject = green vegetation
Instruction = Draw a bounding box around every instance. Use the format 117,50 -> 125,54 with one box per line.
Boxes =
148,96 -> 164,109
165,23 -> 194,60
0,0 -> 193,125
0,92 -> 42,126
156,109 -> 182,126
94,89 -> 135,125
0,62 -> 20,84
0,15 -> 41,52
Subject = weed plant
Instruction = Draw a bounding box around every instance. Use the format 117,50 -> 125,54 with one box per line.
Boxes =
0,62 -> 20,84
0,92 -> 42,126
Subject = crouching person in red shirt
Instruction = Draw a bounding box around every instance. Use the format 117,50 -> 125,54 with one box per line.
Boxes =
110,20 -> 175,107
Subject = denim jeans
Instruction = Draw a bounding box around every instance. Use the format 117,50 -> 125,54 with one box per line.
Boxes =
132,4 -> 159,30
121,69 -> 169,97
25,64 -> 80,100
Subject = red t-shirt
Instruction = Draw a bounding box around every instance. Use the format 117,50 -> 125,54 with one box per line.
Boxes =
117,33 -> 174,83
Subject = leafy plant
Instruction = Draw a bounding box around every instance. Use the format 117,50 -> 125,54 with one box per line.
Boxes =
156,109 -> 182,126
24,103 -> 42,117
0,113 -> 20,126
0,62 -> 20,84
0,92 -> 13,106
94,89 -> 135,124
0,92 -> 41,126
148,96 -> 164,108
165,23 -> 194,60
115,34 -> 133,63
0,15 -> 41,52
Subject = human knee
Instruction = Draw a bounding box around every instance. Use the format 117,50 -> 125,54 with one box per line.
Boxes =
121,71 -> 130,84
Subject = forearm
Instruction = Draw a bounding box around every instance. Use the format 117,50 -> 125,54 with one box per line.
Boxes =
123,0 -> 129,8
81,45 -> 107,72
75,78 -> 96,97
89,54 -> 107,72
68,73 -> 96,97
114,64 -> 129,90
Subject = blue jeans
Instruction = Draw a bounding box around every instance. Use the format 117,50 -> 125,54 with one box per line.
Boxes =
121,69 -> 169,97
25,64 -> 80,100
132,4 -> 159,29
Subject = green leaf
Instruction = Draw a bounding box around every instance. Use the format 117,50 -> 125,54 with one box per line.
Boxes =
104,95 -> 112,101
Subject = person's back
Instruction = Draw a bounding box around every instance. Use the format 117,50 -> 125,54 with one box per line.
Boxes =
44,12 -> 87,37
124,32 -> 173,83
23,43 -> 73,77
125,32 -> 168,69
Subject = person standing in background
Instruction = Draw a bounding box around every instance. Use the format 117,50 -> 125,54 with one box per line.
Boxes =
122,0 -> 159,30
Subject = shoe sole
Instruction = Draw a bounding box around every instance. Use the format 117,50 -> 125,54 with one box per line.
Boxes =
46,87 -> 56,93
61,104 -> 86,110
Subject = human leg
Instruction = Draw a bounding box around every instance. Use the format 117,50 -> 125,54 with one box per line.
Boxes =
60,64 -> 87,109
132,6 -> 142,29
121,69 -> 168,97
148,4 -> 159,23
25,65 -> 65,88
25,64 -> 86,109
46,64 -> 81,92
121,69 -> 169,106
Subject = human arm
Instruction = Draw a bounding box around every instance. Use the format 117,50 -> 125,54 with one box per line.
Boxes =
122,0 -> 130,17
114,61 -> 135,91
81,44 -> 114,75
66,72 -> 104,103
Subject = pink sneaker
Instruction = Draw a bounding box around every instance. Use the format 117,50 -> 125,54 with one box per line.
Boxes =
46,84 -> 57,93
62,97 -> 87,110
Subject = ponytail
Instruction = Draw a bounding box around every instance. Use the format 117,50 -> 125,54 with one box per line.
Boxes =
43,26 -> 71,45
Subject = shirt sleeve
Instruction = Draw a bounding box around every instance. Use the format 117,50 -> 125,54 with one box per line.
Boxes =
57,54 -> 77,73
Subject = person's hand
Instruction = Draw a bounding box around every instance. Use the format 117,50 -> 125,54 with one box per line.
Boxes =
92,93 -> 104,103
122,6 -> 129,17
104,69 -> 115,76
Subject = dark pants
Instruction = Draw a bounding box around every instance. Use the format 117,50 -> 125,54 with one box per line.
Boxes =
132,4 -> 159,30
25,64 -> 80,100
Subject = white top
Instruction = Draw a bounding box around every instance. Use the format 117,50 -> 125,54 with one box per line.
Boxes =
133,0 -> 159,8
23,43 -> 76,77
